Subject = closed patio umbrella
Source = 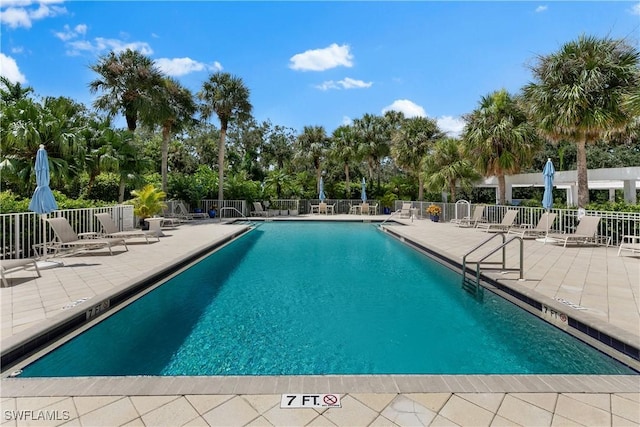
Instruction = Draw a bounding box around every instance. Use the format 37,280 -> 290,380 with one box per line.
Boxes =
319,177 -> 326,202
538,158 -> 555,244
28,145 -> 61,268
361,178 -> 367,202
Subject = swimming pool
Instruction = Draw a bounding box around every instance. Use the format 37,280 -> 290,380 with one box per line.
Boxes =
19,222 -> 634,376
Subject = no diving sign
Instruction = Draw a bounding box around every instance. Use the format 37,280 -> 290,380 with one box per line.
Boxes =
281,394 -> 341,408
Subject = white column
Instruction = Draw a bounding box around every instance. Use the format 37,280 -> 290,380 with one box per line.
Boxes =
623,180 -> 637,204
609,188 -> 616,202
505,184 -> 513,205
566,185 -> 578,207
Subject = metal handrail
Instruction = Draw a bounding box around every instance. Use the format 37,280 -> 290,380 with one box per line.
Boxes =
461,232 -> 525,297
219,207 -> 257,227
380,209 -> 402,226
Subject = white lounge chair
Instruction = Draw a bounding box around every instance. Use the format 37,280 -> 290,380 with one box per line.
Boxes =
507,212 -> 557,239
618,235 -> 640,256
1,258 -> 41,287
95,213 -> 160,244
250,202 -> 269,217
476,210 -> 519,233
398,202 -> 412,218
547,216 -> 602,248
452,205 -> 485,228
46,217 -> 128,256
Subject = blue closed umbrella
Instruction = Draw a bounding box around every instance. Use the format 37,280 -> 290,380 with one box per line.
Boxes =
29,145 -> 58,215
541,158 -> 555,243
361,178 -> 367,202
319,177 -> 326,202
29,145 -> 59,267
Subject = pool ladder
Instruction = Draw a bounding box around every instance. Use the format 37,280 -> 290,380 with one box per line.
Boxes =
218,207 -> 258,227
461,233 -> 524,299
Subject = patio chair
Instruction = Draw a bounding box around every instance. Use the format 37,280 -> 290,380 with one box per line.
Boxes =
368,204 -> 379,215
546,216 -> 602,248
398,202 -> 412,218
250,202 -> 269,217
1,258 -> 41,287
476,209 -> 519,233
95,213 -> 159,244
348,203 -> 358,214
46,217 -> 128,256
617,235 -> 640,256
361,202 -> 370,215
507,212 -> 557,239
451,205 -> 485,228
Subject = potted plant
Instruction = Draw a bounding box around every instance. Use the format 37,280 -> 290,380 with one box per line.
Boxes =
426,204 -> 442,222
381,192 -> 397,215
127,184 -> 167,230
208,205 -> 217,218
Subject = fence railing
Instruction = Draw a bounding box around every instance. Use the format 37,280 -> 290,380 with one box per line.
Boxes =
0,205 -> 133,260
394,200 -> 640,246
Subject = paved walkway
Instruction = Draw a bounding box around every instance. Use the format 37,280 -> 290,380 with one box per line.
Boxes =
1,216 -> 638,426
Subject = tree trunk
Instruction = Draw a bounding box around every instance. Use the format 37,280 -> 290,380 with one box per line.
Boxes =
344,164 -> 350,198
449,180 -> 457,202
576,137 -> 589,208
498,174 -> 506,205
417,174 -> 424,201
161,124 -> 170,193
218,127 -> 226,203
118,177 -> 126,204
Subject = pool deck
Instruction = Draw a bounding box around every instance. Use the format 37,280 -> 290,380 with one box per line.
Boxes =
1,215 -> 638,426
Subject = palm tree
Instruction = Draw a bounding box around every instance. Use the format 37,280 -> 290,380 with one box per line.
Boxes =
353,113 -> 390,194
153,77 -> 197,192
330,125 -> 359,197
463,89 -> 538,205
523,35 -> 640,208
88,49 -> 164,132
391,116 -> 443,201
0,76 -> 34,103
423,138 -> 480,201
295,125 -> 329,195
198,72 -> 253,203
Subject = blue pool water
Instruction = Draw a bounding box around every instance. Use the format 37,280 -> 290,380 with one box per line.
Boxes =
21,222 -> 634,376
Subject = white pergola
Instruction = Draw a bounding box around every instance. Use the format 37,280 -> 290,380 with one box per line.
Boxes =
477,166 -> 639,205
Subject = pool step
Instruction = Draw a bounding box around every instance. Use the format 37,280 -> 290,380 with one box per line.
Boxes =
462,275 -> 484,300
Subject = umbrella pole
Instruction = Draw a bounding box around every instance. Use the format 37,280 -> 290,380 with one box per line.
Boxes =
35,213 -> 63,270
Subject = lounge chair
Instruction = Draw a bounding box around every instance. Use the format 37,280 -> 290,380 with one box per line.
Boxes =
618,235 -> 640,256
399,202 -> 412,218
46,217 -> 128,256
452,205 -> 485,228
1,258 -> 41,287
177,202 -> 207,219
476,209 -> 519,233
250,202 -> 269,217
95,213 -> 159,244
507,212 -> 557,239
547,216 -> 601,248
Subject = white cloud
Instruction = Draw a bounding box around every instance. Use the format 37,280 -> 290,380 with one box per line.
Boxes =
315,77 -> 372,91
156,57 -> 221,77
382,99 -> 427,118
341,116 -> 353,126
54,23 -> 86,41
0,53 -> 27,84
437,115 -> 465,138
0,1 -> 66,29
289,43 -> 353,71
630,2 -> 640,15
535,5 -> 548,13
65,38 -> 153,56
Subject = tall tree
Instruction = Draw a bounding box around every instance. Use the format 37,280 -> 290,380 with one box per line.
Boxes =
295,125 -> 329,195
330,125 -> 359,197
463,89 -> 538,205
0,76 -> 34,103
423,138 -> 480,201
153,77 -> 197,192
353,113 -> 390,194
198,72 -> 253,203
88,49 -> 164,132
391,116 -> 442,201
523,35 -> 640,208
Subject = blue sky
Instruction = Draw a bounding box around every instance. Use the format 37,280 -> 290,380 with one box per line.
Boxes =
1,1 -> 639,137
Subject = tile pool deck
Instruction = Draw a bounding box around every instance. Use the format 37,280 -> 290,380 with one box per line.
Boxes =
0,216 -> 638,426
